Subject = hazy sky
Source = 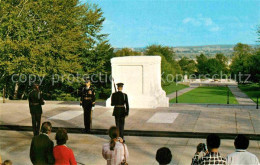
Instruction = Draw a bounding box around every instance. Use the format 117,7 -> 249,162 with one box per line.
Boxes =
84,0 -> 259,47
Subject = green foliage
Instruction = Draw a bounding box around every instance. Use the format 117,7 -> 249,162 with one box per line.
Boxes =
178,57 -> 196,75
0,0 -> 112,100
230,43 -> 255,83
196,53 -> 229,77
114,48 -> 141,57
144,45 -> 181,84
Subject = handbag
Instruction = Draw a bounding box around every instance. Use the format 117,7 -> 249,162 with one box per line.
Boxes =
121,142 -> 128,165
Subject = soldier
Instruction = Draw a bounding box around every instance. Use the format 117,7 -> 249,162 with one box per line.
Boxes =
80,80 -> 95,133
111,83 -> 129,140
28,83 -> 45,136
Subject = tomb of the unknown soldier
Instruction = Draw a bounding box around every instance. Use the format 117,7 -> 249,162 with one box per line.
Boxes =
0,0 -> 260,164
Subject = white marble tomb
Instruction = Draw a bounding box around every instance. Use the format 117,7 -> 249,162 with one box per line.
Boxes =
106,56 -> 169,108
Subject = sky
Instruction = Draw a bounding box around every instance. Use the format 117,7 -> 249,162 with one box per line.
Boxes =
84,0 -> 260,48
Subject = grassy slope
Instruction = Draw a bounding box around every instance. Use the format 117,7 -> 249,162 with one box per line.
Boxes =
162,82 -> 189,95
170,86 -> 238,104
239,83 -> 260,103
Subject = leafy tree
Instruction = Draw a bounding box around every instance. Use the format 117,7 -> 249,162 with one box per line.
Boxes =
196,54 -> 208,75
0,0 -> 111,100
114,48 -> 141,57
144,45 -> 181,84
230,43 -> 253,83
178,57 -> 196,75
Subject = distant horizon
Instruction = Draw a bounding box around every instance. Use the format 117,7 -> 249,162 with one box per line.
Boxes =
85,0 -> 259,48
112,43 -> 259,49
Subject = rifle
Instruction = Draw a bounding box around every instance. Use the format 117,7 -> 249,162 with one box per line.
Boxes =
112,78 -> 117,92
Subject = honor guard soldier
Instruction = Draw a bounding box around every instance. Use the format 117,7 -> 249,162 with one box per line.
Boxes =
80,80 -> 96,133
111,83 -> 129,140
28,83 -> 45,136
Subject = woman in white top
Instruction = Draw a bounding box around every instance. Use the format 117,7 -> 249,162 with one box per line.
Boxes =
102,126 -> 129,165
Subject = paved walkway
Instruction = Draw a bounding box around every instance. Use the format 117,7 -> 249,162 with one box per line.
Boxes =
0,101 -> 259,135
0,130 -> 259,165
228,86 -> 256,105
167,87 -> 197,100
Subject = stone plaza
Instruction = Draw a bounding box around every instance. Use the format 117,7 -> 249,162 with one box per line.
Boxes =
0,100 -> 259,164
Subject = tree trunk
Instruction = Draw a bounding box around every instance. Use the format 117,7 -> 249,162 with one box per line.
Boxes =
3,86 -> 5,103
13,82 -> 19,99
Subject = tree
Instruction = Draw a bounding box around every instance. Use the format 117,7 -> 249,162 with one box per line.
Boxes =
215,53 -> 228,74
114,48 -> 141,57
144,45 -> 181,84
0,0 -> 111,100
230,43 -> 253,83
178,57 -> 196,75
196,54 -> 208,75
196,53 -> 229,77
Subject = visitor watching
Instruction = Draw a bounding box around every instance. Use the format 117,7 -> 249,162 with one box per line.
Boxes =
30,121 -> 55,164
191,134 -> 226,165
226,134 -> 259,165
53,128 -> 77,165
156,147 -> 172,165
2,160 -> 12,165
102,126 -> 129,165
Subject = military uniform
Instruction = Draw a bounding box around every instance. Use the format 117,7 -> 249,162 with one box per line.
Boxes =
81,86 -> 95,132
111,85 -> 129,139
28,89 -> 44,136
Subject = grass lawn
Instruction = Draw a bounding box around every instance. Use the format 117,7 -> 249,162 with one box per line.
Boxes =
170,86 -> 238,104
239,83 -> 260,103
162,82 -> 189,95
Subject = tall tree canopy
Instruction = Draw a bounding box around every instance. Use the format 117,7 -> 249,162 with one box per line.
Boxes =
0,0 -> 112,99
145,45 -> 181,84
114,48 -> 141,57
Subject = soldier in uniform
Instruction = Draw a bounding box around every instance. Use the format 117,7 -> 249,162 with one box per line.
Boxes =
28,83 -> 45,136
80,80 -> 95,133
111,83 -> 129,140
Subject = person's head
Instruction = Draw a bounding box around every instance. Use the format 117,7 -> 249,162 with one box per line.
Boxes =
41,121 -> 52,134
116,83 -> 124,91
55,128 -> 68,145
234,134 -> 249,150
108,126 -> 119,139
156,147 -> 172,165
108,126 -> 119,150
85,80 -> 91,87
3,160 -> 12,165
206,134 -> 221,151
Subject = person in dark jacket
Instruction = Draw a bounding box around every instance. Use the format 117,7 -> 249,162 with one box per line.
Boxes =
28,83 -> 45,136
80,80 -> 96,133
111,83 -> 129,140
30,121 -> 55,165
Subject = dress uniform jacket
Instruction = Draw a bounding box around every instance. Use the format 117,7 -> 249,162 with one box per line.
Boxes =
28,89 -> 44,114
111,91 -> 129,117
80,86 -> 96,106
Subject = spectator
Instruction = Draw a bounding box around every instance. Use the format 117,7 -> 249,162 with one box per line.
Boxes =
2,160 -> 12,165
53,128 -> 77,165
30,121 -> 55,165
156,147 -> 172,165
226,134 -> 259,165
192,134 -> 226,165
102,126 -> 129,165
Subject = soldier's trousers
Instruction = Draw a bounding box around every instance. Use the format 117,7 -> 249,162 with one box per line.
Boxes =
31,113 -> 41,136
115,116 -> 125,139
83,101 -> 93,131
